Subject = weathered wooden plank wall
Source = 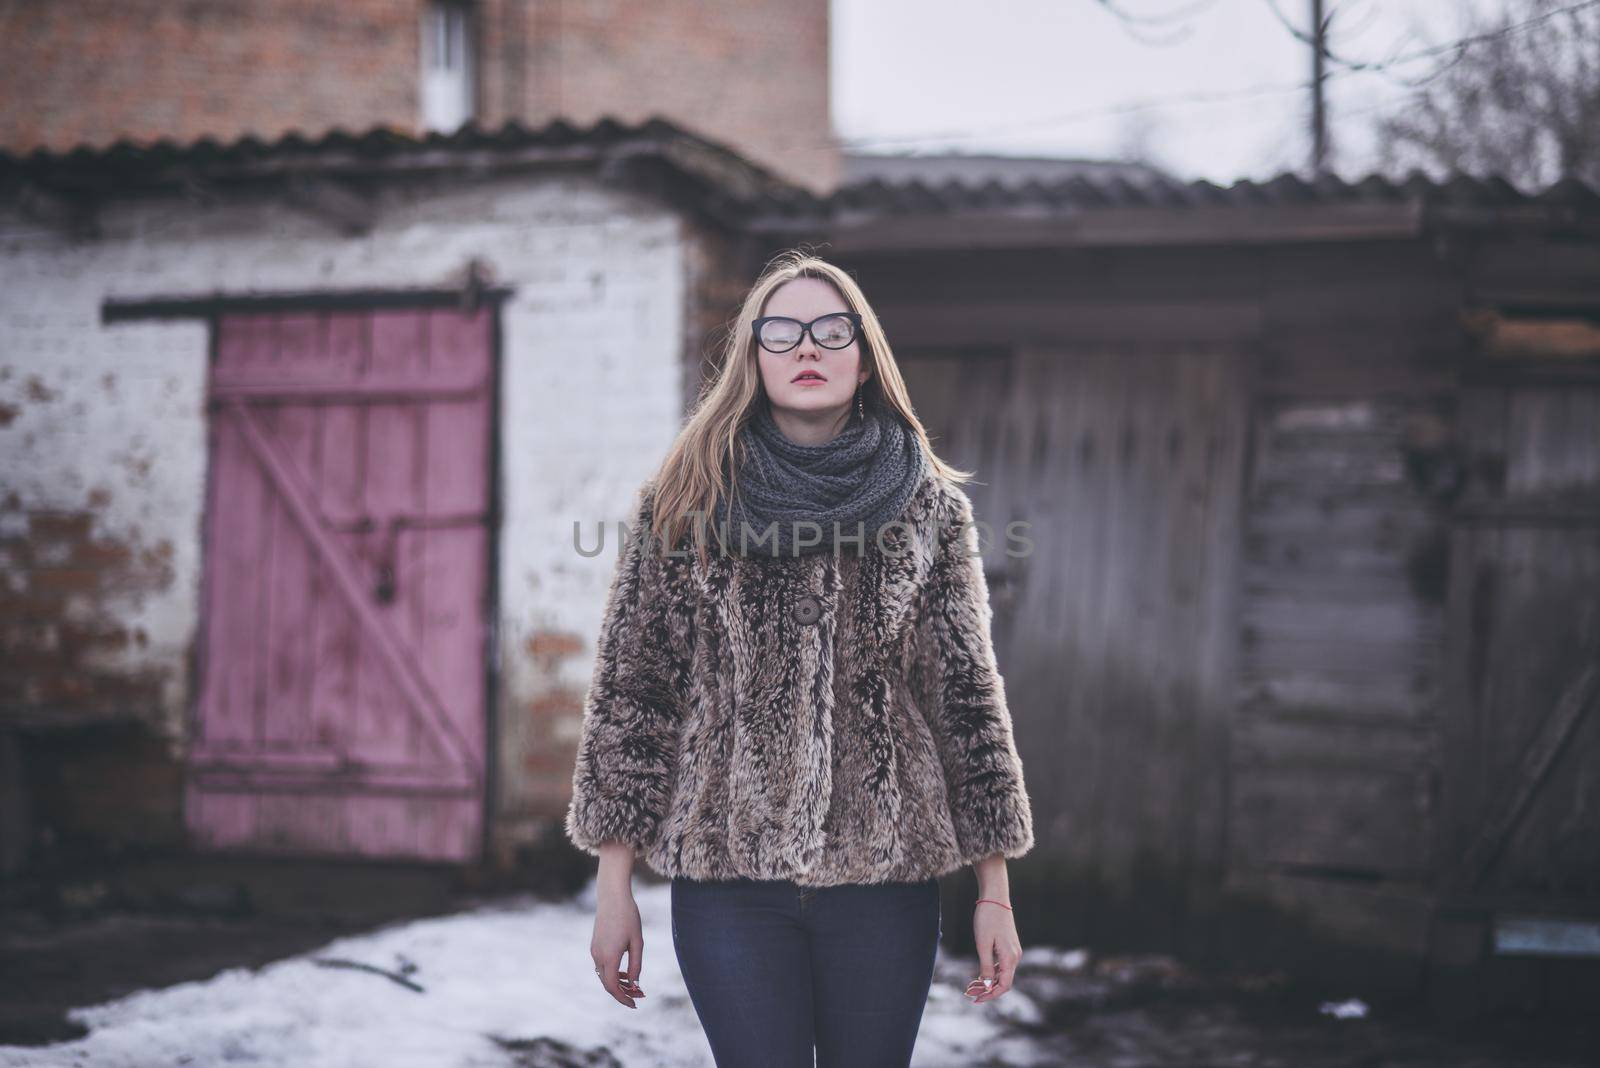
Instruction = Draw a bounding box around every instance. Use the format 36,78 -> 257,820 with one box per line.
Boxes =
903,341 -> 1247,898
902,342 -> 1249,945
819,234 -> 1600,959
836,246 -> 1252,944
1442,370 -> 1600,903
1229,243 -> 1462,885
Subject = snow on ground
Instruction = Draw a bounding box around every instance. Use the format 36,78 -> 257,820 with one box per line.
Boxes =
0,879 -> 1051,1068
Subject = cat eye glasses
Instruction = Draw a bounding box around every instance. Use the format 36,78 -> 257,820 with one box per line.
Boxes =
752,312 -> 863,354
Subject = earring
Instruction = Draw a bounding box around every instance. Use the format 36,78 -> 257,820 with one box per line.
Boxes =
856,385 -> 866,418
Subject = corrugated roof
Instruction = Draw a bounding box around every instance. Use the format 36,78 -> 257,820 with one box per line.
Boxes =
841,150 -> 1171,191
0,115 -> 800,230
766,167 -> 1600,218
752,160 -> 1600,248
4,115 -> 1596,243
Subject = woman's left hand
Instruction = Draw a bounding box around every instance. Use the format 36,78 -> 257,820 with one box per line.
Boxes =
967,899 -> 1021,1003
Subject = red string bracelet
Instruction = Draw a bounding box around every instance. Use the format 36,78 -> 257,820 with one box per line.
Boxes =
974,898 -> 1013,910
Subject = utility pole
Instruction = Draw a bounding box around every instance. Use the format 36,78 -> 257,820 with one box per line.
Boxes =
1310,0 -> 1330,173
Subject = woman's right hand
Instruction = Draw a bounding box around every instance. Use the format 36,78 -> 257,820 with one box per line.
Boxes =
590,843 -> 646,1007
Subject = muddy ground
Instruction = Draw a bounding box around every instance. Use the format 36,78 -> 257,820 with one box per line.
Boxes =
2,854 -> 1596,1066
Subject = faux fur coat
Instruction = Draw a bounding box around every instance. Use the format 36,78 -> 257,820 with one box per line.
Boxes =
563,468 -> 1035,887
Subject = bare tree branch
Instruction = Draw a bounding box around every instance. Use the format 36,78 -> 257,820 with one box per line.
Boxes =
1091,0 -> 1219,45
1371,0 -> 1600,189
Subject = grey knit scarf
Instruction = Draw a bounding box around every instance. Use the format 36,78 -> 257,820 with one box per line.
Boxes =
713,395 -> 929,558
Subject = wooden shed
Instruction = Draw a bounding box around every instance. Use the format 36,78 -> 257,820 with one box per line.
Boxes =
5,115 -> 1597,1006
0,117 -> 778,874
738,171 -> 1600,1004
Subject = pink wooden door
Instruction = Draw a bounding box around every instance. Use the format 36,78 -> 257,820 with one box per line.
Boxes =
186,306 -> 493,862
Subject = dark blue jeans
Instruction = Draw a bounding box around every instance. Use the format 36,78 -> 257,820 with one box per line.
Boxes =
671,875 -> 942,1068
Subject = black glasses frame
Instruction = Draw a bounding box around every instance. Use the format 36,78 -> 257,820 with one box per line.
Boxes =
752,311 -> 864,353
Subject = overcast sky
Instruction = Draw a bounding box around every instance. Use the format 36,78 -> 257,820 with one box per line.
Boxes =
827,0 -> 1511,185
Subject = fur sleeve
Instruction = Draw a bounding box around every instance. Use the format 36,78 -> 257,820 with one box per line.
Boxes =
564,479 -> 691,857
913,484 -> 1036,865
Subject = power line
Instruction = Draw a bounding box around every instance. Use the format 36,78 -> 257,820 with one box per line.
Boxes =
1265,0 -> 1600,87
1090,0 -> 1221,45
806,0 -> 1600,155
1093,0 -> 1219,26
826,76 -> 1319,151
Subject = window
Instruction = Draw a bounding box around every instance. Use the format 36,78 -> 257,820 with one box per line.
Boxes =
421,1 -> 475,133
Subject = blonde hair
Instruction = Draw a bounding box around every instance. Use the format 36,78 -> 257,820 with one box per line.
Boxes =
648,246 -> 972,563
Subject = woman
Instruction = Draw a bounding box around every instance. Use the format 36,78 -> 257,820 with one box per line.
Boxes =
564,249 -> 1035,1067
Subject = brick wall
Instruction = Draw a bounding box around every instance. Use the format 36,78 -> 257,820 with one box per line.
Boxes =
475,0 -> 838,191
0,503 -> 190,859
0,169 -> 697,866
2,0 -> 839,193
0,506 -> 178,726
0,0 -> 420,155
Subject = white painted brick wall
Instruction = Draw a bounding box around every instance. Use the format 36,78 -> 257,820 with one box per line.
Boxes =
0,172 -> 689,831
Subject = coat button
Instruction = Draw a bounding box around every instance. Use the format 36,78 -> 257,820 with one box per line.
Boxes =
792,594 -> 821,625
